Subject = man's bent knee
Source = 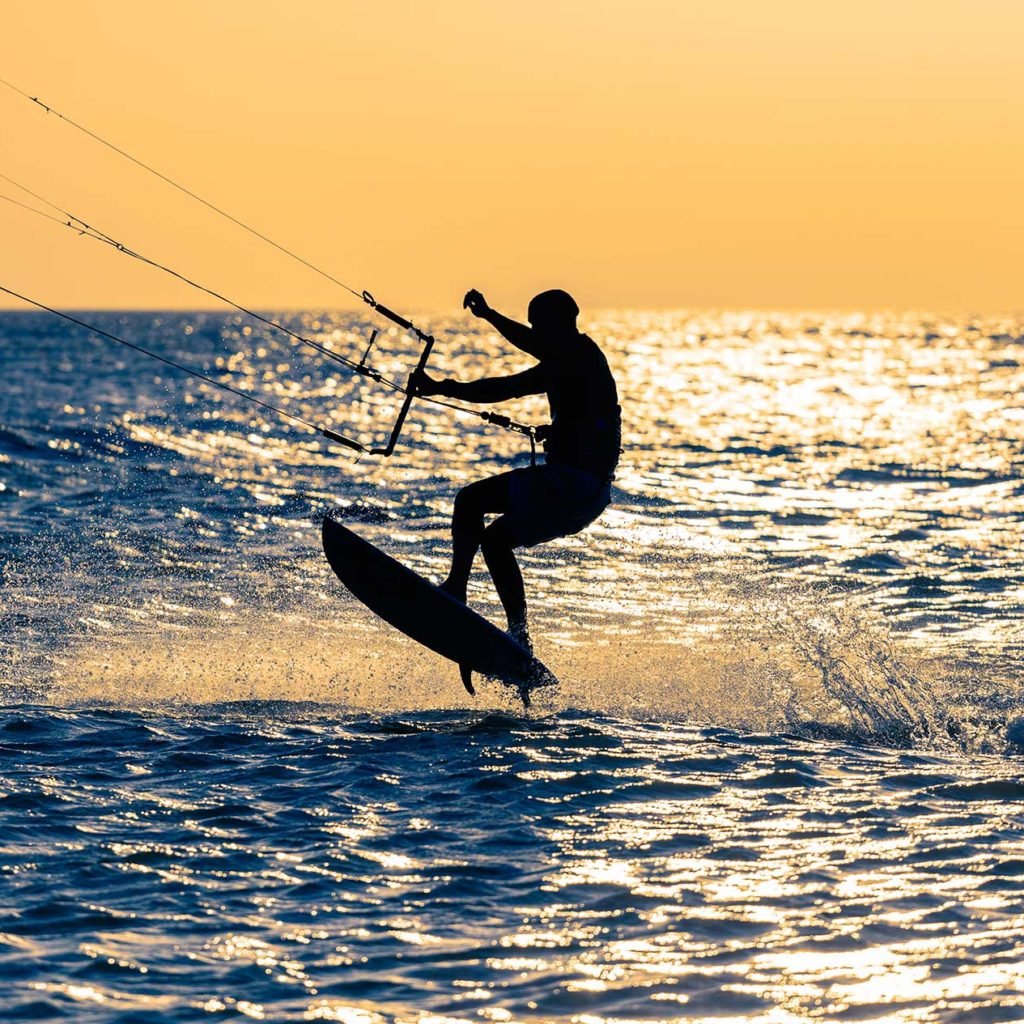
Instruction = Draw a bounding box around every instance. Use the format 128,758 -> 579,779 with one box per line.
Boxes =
453,484 -> 484,523
481,520 -> 517,556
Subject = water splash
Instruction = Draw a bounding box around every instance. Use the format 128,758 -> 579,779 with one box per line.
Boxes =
18,542 -> 1018,756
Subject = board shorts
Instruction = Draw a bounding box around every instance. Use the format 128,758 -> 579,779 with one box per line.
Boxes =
502,462 -> 612,549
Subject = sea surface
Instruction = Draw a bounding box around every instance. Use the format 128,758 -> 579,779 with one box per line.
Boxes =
1,307 -> 1023,1022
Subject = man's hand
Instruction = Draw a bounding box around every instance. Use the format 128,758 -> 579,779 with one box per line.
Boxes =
415,372 -> 448,397
463,289 -> 491,319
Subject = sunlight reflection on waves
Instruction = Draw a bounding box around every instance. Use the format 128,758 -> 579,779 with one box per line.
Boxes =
1,309 -> 1023,751
3,708 -> 1024,1022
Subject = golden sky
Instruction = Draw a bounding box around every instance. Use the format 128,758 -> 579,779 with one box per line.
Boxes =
1,1 -> 1022,311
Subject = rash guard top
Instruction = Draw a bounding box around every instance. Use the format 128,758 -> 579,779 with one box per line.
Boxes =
441,334 -> 621,480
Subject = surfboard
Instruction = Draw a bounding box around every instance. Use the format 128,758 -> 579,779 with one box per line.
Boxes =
321,516 -> 558,706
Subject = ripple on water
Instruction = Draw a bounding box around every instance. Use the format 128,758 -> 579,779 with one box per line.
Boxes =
0,706 -> 1023,1020
3,309 -> 1024,1021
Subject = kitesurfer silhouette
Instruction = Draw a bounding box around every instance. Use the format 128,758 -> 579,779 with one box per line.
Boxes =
417,288 -> 621,666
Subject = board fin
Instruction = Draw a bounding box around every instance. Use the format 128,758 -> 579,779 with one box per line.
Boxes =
459,663 -> 476,696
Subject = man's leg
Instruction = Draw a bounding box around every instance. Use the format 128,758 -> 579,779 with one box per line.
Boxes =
481,519 -> 531,651
441,473 -> 513,602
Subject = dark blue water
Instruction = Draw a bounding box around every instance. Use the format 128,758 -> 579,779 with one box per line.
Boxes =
2,310 -> 1023,1021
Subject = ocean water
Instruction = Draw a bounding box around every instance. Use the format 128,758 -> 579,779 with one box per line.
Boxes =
1,307 -> 1023,1022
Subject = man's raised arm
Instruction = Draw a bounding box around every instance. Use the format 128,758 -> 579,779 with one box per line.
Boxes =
464,289 -> 558,361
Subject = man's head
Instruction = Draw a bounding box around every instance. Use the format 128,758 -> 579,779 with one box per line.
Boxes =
528,289 -> 580,335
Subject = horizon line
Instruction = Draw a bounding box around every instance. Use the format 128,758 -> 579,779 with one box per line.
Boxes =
1,303 -> 1021,318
